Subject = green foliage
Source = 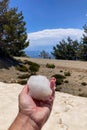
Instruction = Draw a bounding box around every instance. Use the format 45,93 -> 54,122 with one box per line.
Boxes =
46,63 -> 55,68
52,37 -> 79,60
81,82 -> 87,86
16,64 -> 28,72
79,24 -> 87,61
51,24 -> 87,61
16,60 -> 40,75
0,0 -> 29,57
17,79 -> 27,85
52,74 -> 65,79
64,71 -> 71,76
23,60 -> 40,74
52,74 -> 65,86
56,79 -> 63,85
29,63 -> 40,74
24,60 -> 34,65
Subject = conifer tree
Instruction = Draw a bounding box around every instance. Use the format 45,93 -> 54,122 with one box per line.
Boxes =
80,24 -> 87,60
52,37 -> 79,60
0,0 -> 29,56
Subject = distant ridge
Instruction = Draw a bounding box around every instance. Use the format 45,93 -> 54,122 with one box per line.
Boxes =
25,50 -> 53,58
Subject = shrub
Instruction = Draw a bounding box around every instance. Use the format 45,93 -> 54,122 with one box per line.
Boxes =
64,71 -> 71,76
52,74 -> 65,79
81,82 -> 87,86
52,74 -> 65,86
56,79 -> 63,85
24,60 -> 34,65
16,64 -> 28,72
29,63 -> 40,74
78,93 -> 87,97
24,60 -> 40,67
60,70 -> 63,72
64,80 -> 69,83
46,63 -> 55,69
17,79 -> 27,85
18,74 -> 30,79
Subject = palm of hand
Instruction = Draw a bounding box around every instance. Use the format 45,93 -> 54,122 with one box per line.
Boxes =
19,78 -> 55,129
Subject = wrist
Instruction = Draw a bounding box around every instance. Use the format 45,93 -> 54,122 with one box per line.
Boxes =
18,112 -> 41,130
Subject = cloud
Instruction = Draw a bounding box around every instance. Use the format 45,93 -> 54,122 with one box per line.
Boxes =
26,28 -> 84,51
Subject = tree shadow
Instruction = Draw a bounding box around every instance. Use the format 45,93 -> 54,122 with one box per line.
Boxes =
0,56 -> 20,69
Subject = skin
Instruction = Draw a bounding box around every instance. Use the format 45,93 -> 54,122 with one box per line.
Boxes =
8,78 -> 56,130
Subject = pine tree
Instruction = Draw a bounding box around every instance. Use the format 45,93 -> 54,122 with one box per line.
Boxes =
0,0 -> 29,56
0,0 -> 9,56
81,24 -> 87,60
52,37 -> 79,60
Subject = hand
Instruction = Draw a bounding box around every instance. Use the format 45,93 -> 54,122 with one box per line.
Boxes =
19,78 -> 56,130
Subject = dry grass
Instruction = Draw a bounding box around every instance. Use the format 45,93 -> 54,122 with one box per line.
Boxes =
0,57 -> 87,97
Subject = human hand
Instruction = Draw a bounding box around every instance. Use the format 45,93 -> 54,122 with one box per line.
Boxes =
19,78 -> 56,130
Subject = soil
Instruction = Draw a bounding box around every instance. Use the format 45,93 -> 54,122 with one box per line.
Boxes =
0,57 -> 87,97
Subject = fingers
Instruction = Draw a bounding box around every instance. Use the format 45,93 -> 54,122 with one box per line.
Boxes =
50,77 -> 56,98
39,77 -> 56,110
50,77 -> 56,89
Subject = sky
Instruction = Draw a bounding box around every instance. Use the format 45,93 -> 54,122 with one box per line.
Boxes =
10,0 -> 87,52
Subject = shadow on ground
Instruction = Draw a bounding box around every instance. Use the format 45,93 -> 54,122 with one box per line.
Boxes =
0,56 -> 20,69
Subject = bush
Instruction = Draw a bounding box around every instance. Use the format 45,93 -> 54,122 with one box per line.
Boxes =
64,80 -> 69,83
81,82 -> 87,86
56,79 -> 63,85
16,64 -> 28,72
52,74 -> 65,86
24,60 -> 34,65
78,93 -> 87,97
46,63 -> 55,69
29,63 -> 40,74
52,74 -> 65,79
60,70 -> 63,72
64,71 -> 71,76
18,74 -> 30,79
17,79 -> 27,85
24,60 -> 40,67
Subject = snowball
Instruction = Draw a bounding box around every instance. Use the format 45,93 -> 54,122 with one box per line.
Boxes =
27,75 -> 52,100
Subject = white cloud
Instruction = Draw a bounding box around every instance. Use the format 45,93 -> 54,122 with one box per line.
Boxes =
26,28 -> 84,51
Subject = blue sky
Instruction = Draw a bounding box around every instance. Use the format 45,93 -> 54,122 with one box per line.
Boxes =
10,0 -> 87,32
10,0 -> 87,52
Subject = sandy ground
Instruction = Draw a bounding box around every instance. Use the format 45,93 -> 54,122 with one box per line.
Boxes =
0,82 -> 87,130
0,58 -> 87,129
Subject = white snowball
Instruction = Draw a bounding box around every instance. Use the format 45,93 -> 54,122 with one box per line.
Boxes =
27,75 -> 52,100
